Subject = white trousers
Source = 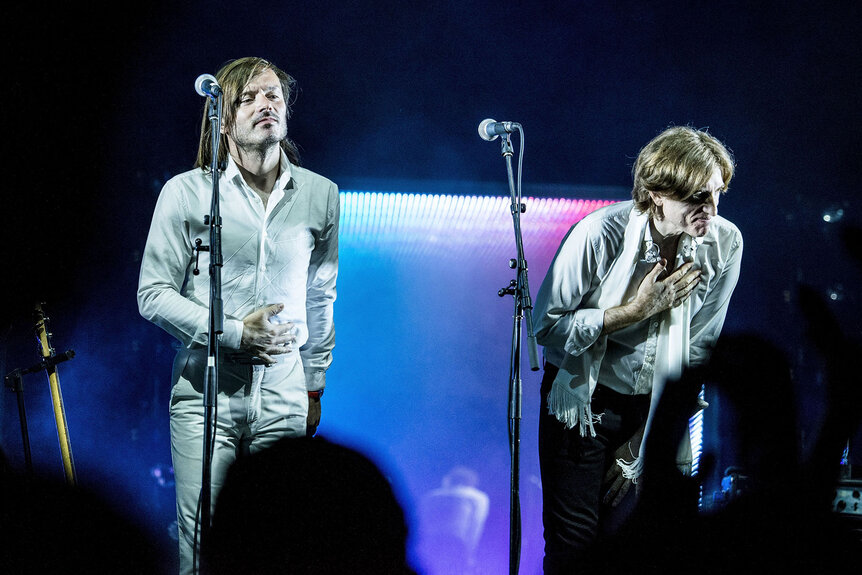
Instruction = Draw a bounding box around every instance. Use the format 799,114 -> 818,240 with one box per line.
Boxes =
169,348 -> 307,575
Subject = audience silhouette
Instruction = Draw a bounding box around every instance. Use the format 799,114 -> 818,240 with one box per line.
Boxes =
0,450 -> 169,574
202,436 -> 417,575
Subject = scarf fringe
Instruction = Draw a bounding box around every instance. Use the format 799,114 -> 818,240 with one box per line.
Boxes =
547,383 -> 598,437
616,456 -> 644,481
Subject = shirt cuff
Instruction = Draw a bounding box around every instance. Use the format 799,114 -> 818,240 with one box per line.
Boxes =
563,308 -> 604,356
305,369 -> 326,392
221,318 -> 245,350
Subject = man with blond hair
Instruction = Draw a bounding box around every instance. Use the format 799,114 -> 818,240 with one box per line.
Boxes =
535,126 -> 742,573
138,57 -> 338,574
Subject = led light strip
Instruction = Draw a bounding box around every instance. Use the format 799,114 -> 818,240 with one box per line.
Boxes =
339,191 -> 615,256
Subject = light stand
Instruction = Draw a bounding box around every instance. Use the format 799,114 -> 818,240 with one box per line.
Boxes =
491,125 -> 540,575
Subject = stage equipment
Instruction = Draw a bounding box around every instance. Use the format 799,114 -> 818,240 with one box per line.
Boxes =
478,119 -> 518,141
480,118 -> 540,575
833,479 -> 861,516
195,73 -> 222,99
193,72 -> 225,575
705,467 -> 751,509
3,303 -> 77,483
833,470 -> 862,544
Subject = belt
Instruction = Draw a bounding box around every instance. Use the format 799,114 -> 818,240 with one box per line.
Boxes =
186,345 -> 268,365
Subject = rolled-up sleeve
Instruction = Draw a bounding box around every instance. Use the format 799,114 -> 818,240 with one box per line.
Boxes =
535,220 -> 606,358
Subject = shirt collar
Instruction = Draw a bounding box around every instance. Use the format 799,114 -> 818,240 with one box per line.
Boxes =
681,234 -> 703,261
222,148 -> 294,193
642,221 -> 662,263
274,149 -> 294,192
641,221 -> 704,263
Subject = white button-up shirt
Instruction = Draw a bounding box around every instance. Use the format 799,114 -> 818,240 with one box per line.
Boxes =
137,151 -> 339,391
535,200 -> 742,427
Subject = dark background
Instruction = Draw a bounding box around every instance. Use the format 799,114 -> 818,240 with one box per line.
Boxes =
3,1 -> 860,572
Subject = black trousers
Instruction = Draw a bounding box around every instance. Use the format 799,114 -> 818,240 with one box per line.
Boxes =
538,362 -> 650,574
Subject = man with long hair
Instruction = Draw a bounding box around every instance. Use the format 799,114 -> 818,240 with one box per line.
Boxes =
138,57 -> 338,574
534,126 -> 742,573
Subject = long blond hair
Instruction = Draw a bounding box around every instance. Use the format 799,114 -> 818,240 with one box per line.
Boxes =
195,57 -> 301,171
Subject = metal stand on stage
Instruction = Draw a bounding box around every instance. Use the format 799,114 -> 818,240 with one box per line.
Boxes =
4,303 -> 77,484
479,119 -> 540,575
192,74 -> 225,574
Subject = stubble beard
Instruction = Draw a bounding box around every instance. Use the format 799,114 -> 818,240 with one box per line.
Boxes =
231,120 -> 287,159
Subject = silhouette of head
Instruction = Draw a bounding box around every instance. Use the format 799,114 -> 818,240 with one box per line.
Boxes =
204,436 -> 415,575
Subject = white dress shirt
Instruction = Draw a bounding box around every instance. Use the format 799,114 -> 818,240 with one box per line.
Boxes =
137,150 -> 339,391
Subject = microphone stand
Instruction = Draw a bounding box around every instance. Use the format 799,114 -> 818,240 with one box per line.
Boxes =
494,127 -> 540,575
198,92 -> 224,562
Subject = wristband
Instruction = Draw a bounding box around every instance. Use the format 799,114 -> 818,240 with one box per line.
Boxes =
307,389 -> 324,400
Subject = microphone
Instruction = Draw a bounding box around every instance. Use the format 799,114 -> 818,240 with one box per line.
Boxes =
478,118 -> 519,141
195,73 -> 222,98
